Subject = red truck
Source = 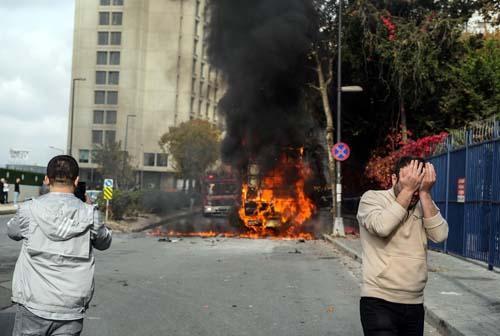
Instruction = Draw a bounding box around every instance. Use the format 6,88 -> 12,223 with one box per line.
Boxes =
202,170 -> 239,217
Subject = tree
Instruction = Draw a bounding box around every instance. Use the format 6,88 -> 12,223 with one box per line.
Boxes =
309,0 -> 340,217
159,119 -> 220,190
92,141 -> 135,190
440,34 -> 500,124
365,130 -> 448,188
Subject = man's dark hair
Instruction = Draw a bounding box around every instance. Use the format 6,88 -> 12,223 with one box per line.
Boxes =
46,155 -> 79,185
393,156 -> 426,179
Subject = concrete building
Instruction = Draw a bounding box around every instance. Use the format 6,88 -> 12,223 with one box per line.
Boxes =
68,0 -> 222,190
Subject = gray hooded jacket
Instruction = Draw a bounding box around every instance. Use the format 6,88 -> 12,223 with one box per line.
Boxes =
7,192 -> 112,320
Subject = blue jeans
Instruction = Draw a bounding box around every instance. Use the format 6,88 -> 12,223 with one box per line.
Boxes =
12,305 -> 83,336
14,192 -> 19,205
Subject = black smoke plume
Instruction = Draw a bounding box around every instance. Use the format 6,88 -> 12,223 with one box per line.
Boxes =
207,0 -> 318,173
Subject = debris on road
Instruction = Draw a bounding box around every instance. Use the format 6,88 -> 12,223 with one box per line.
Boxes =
288,249 -> 302,254
158,238 -> 171,242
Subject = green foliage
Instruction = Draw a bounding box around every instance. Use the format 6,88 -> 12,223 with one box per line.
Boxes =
311,0 -> 498,149
159,119 -> 221,182
92,141 -> 135,190
440,36 -> 500,125
108,189 -> 142,220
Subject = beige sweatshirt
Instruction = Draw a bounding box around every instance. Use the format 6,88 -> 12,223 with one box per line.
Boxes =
357,188 -> 449,304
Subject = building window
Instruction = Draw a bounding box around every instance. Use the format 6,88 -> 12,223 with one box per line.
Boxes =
156,153 -> 168,167
195,0 -> 200,17
200,62 -> 205,78
112,12 -> 123,25
198,99 -> 203,117
107,91 -> 118,105
190,97 -> 195,116
106,110 -> 117,124
100,0 -> 111,5
193,39 -> 198,55
108,71 -> 119,85
96,71 -> 107,85
99,12 -> 110,25
206,102 -> 210,118
92,130 -> 103,144
97,51 -> 108,65
110,51 -> 120,65
105,130 -> 116,145
98,32 -> 109,45
79,150 -> 90,163
95,91 -> 106,104
110,32 -> 121,45
113,0 -> 124,5
191,78 -> 196,93
192,58 -> 197,76
144,153 -> 155,167
93,110 -> 105,124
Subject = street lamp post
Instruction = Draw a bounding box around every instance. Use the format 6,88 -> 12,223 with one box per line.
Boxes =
334,0 -> 344,236
333,0 -> 365,236
68,78 -> 86,156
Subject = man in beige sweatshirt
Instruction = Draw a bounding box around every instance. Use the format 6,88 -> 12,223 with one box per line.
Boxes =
357,156 -> 448,336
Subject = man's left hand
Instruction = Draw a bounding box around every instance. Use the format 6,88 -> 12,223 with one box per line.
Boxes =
420,163 -> 436,194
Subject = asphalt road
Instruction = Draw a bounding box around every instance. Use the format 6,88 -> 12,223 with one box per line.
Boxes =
0,214 -> 439,336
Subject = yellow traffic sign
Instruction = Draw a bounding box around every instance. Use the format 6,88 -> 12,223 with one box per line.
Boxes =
103,187 -> 113,200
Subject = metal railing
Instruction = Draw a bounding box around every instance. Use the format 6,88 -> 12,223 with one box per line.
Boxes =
427,117 -> 500,270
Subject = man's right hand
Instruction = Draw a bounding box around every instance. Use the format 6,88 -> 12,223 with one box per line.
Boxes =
399,160 -> 425,193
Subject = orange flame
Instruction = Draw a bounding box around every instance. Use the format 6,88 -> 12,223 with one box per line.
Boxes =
238,151 -> 316,238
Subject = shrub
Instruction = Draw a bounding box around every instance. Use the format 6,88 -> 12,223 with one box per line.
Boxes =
365,130 -> 448,188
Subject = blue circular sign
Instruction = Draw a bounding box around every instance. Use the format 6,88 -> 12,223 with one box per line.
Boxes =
332,142 -> 351,162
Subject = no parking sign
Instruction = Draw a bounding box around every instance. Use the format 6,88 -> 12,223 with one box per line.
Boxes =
332,142 -> 351,161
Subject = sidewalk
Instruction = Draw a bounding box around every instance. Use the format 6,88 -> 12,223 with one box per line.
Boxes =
324,235 -> 500,336
0,204 -> 16,215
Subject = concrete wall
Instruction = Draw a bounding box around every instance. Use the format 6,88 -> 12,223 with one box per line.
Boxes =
3,185 -> 40,203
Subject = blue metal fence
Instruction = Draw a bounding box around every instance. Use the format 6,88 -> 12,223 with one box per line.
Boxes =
427,119 -> 500,270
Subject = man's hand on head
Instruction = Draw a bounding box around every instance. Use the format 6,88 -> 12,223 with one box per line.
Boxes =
399,160 -> 425,193
395,160 -> 425,210
420,163 -> 436,195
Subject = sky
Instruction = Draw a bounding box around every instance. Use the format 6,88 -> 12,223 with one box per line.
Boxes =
0,0 -> 75,167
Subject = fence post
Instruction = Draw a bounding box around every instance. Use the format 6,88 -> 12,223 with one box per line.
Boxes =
444,137 -> 451,253
487,139 -> 497,271
462,130 -> 470,258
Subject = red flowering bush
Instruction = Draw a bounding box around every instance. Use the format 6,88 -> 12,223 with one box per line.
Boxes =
366,130 -> 448,188
381,14 -> 396,41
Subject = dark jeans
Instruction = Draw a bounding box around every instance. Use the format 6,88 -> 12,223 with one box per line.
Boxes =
12,304 -> 83,336
360,297 -> 424,336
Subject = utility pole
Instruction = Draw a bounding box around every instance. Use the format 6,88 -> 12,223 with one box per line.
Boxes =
68,77 -> 86,156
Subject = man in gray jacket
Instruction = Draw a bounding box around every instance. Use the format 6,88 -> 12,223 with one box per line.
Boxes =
7,155 -> 112,336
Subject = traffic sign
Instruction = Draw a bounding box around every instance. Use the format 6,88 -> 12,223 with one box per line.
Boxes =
103,179 -> 113,200
104,179 -> 114,188
332,142 -> 351,161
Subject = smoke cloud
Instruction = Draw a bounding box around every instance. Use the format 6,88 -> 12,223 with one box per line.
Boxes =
207,0 -> 318,172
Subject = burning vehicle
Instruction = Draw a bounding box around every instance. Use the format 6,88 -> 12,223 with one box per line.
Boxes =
238,148 -> 316,236
202,170 -> 239,217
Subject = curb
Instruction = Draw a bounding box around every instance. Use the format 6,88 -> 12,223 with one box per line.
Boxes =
0,209 -> 16,216
131,210 -> 201,232
322,234 -> 464,336
323,234 -> 361,263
